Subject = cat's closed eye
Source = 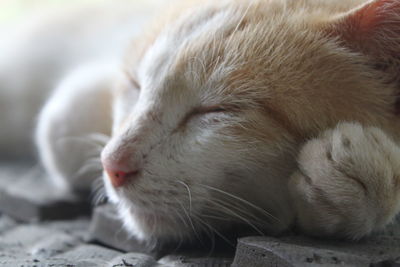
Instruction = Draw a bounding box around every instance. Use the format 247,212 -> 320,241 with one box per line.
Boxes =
196,106 -> 226,115
177,106 -> 227,130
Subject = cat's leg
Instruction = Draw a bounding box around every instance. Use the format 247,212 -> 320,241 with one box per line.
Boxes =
289,122 -> 400,239
36,63 -> 117,193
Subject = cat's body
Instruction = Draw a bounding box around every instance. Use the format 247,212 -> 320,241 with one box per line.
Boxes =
2,0 -> 400,243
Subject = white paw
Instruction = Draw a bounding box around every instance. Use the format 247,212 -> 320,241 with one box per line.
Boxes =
289,122 -> 400,239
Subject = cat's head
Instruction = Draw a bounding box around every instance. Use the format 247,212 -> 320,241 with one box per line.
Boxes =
101,0 -> 400,242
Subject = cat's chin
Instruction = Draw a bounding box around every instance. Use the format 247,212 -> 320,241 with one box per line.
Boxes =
116,202 -> 194,243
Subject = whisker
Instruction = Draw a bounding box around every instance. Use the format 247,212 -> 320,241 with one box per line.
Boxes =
56,135 -> 105,149
90,176 -> 108,206
173,208 -> 190,230
73,162 -> 102,180
209,199 -> 265,235
201,214 -> 232,221
86,133 -> 110,145
175,198 -> 203,243
91,177 -> 105,190
177,180 -> 192,213
210,197 -> 268,225
198,183 -> 280,223
188,192 -> 267,225
192,213 -> 234,247
92,190 -> 107,206
90,184 -> 107,206
190,213 -> 216,253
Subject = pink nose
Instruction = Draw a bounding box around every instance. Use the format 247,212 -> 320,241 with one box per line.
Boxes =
104,168 -> 139,187
101,154 -> 139,187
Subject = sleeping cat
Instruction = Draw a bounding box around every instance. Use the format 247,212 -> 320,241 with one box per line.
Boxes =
2,0 -> 400,243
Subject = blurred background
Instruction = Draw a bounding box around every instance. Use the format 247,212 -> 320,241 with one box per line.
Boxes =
0,0 -> 164,27
0,0 -> 167,159
0,0 -> 105,25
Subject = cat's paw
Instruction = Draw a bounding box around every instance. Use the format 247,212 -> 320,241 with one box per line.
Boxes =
289,122 -> 400,239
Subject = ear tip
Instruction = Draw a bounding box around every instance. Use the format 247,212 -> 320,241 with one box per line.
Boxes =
325,0 -> 400,61
348,0 -> 399,30
332,0 -> 400,35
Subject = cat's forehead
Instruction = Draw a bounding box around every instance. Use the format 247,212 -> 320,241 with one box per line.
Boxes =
134,0 -> 354,101
137,5 -> 236,92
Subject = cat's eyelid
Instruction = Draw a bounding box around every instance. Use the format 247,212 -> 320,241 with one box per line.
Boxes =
178,105 -> 226,129
195,106 -> 226,114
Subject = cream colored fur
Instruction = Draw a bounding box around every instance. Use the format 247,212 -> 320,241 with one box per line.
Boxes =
1,0 -> 400,242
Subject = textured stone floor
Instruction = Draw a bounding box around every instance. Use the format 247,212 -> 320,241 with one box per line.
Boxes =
0,163 -> 400,267
0,213 -> 234,266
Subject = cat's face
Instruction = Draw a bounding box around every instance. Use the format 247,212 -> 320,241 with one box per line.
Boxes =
102,3 -> 299,241
101,0 -> 393,242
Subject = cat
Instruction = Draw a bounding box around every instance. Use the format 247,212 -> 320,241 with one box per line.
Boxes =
1,0 -> 400,244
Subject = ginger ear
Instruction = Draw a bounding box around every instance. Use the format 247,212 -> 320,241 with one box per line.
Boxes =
329,0 -> 400,63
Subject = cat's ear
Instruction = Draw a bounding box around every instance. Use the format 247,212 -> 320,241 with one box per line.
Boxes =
328,0 -> 400,61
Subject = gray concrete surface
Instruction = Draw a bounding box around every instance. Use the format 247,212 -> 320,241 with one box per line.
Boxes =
231,219 -> 400,266
231,234 -> 400,267
1,163 -> 400,266
0,163 -> 90,221
0,212 -> 233,267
